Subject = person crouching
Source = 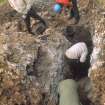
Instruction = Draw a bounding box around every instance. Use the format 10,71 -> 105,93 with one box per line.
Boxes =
65,42 -> 88,80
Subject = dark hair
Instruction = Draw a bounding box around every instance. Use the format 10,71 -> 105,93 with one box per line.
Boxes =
63,26 -> 75,37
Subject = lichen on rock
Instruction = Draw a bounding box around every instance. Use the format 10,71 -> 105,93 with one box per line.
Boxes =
88,1 -> 105,105
0,33 -> 43,105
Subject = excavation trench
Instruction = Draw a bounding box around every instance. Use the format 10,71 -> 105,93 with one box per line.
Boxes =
24,25 -> 94,105
0,1 -> 98,105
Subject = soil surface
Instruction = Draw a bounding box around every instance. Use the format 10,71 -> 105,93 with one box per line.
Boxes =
0,1 -> 104,105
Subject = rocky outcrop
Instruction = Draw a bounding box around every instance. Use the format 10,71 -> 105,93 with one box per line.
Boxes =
35,30 -> 70,103
0,16 -> 70,104
0,33 -> 43,105
87,0 -> 105,105
1,0 -> 105,105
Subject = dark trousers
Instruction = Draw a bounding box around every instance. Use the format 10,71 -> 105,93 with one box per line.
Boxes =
23,6 -> 46,34
70,0 -> 80,21
66,58 -> 89,80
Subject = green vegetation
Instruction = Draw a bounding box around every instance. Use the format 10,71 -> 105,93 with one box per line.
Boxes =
96,0 -> 105,7
0,0 -> 7,5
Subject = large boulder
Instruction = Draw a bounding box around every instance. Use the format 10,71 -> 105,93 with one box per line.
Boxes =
35,29 -> 70,103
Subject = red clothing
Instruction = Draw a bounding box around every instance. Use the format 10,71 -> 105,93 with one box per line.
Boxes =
56,0 -> 70,6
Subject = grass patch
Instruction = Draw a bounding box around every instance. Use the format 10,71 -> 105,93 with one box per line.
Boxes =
96,0 -> 105,6
0,0 -> 7,5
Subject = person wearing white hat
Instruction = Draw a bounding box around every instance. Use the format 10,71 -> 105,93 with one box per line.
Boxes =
65,42 -> 88,63
8,0 -> 47,34
65,42 -> 89,80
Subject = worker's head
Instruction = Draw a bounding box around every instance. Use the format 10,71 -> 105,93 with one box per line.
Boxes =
53,3 -> 62,13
